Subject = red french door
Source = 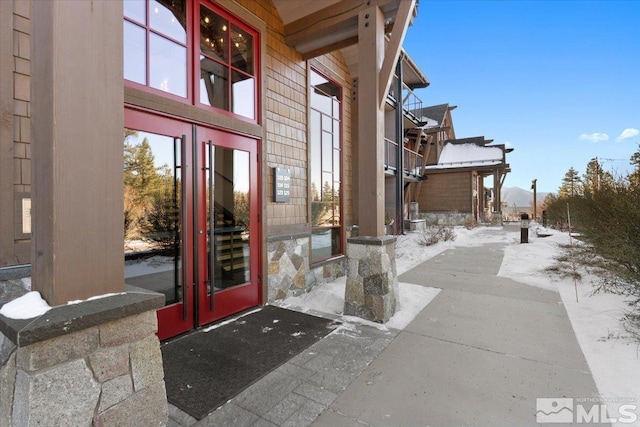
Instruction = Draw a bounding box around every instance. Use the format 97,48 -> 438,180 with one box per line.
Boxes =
124,109 -> 260,340
196,127 -> 260,325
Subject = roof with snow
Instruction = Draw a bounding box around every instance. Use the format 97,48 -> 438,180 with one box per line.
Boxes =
413,103 -> 457,127
424,142 -> 505,171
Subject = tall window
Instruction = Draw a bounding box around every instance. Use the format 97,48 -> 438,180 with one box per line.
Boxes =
124,0 -> 258,121
310,69 -> 342,263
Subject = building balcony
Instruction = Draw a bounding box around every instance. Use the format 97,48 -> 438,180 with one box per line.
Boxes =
384,137 -> 423,180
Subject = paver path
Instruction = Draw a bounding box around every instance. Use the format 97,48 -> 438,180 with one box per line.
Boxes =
314,227 -> 601,426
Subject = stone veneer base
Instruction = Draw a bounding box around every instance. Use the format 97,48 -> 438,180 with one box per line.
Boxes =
267,233 -> 346,301
343,236 -> 399,323
0,291 -> 168,426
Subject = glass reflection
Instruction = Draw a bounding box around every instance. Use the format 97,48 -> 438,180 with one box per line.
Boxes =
207,146 -> 250,291
310,228 -> 340,262
230,24 -> 253,74
232,71 -> 254,119
124,21 -> 147,85
124,0 -> 146,24
200,56 -> 228,109
149,0 -> 186,43
310,69 -> 341,262
200,6 -> 228,62
150,33 -> 187,97
123,129 -> 182,307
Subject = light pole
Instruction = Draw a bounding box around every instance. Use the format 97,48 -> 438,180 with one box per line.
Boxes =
531,179 -> 537,222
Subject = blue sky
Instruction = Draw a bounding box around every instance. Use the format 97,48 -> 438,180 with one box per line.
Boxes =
403,0 -> 640,193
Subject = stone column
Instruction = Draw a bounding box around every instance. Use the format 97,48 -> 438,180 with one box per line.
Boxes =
346,6 -> 401,323
344,236 -> 398,323
0,293 -> 167,426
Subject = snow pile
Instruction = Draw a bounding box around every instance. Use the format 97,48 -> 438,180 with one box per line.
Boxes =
499,227 -> 640,418
0,291 -> 51,319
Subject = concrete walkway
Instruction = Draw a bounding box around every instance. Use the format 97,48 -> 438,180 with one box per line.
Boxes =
169,227 -> 601,426
313,227 -> 601,426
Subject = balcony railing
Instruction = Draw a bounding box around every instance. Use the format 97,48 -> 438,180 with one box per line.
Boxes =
388,76 -> 423,122
385,138 -> 423,178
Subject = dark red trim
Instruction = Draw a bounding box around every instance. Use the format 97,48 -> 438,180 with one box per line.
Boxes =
124,0 -> 259,124
125,108 -> 195,341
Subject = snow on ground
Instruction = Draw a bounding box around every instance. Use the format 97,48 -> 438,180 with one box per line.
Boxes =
125,255 -> 175,278
499,225 -> 640,423
279,226 -> 494,331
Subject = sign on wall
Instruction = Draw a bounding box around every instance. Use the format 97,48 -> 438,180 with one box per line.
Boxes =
22,198 -> 31,234
273,167 -> 291,203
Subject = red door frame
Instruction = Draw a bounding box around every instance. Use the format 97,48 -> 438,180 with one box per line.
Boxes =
125,108 -> 195,340
195,126 -> 261,325
125,108 -> 261,340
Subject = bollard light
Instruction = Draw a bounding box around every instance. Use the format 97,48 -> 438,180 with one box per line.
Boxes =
520,213 -> 530,243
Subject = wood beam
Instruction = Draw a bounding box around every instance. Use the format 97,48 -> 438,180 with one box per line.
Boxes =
356,5 -> 385,237
379,0 -> 415,109
31,1 -> 124,305
301,36 -> 358,61
284,0 -> 396,48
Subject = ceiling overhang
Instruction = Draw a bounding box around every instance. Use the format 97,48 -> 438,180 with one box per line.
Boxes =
273,0 -> 412,60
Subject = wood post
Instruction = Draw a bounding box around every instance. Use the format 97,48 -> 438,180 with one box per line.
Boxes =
356,5 -> 385,237
31,1 -> 124,305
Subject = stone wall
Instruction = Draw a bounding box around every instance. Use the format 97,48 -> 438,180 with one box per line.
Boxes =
0,293 -> 167,426
266,233 -> 346,301
421,211 -> 475,226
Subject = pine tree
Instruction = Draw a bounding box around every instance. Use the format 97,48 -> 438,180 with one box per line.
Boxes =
558,167 -> 582,198
629,144 -> 640,189
583,158 -> 614,195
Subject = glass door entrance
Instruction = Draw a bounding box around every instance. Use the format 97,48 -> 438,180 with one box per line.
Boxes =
124,110 -> 259,340
197,129 -> 259,325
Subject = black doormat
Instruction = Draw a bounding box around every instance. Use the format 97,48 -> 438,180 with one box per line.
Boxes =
161,306 -> 339,420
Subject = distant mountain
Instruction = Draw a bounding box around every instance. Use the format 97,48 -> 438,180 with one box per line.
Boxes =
501,186 -> 549,208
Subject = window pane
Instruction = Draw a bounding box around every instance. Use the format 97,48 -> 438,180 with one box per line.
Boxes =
150,33 -> 187,97
333,180 -> 341,224
310,227 -> 340,262
200,56 -> 228,109
230,24 -> 253,74
311,89 -> 332,115
124,129 -> 182,307
311,229 -> 332,261
310,111 -> 322,202
232,71 -> 254,119
330,228 -> 341,256
322,173 -> 333,202
124,0 -> 146,24
310,70 -> 325,87
210,147 -> 251,290
124,21 -> 147,85
200,6 -> 228,62
321,115 -> 332,132
149,0 -> 186,44
322,132 -> 332,171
